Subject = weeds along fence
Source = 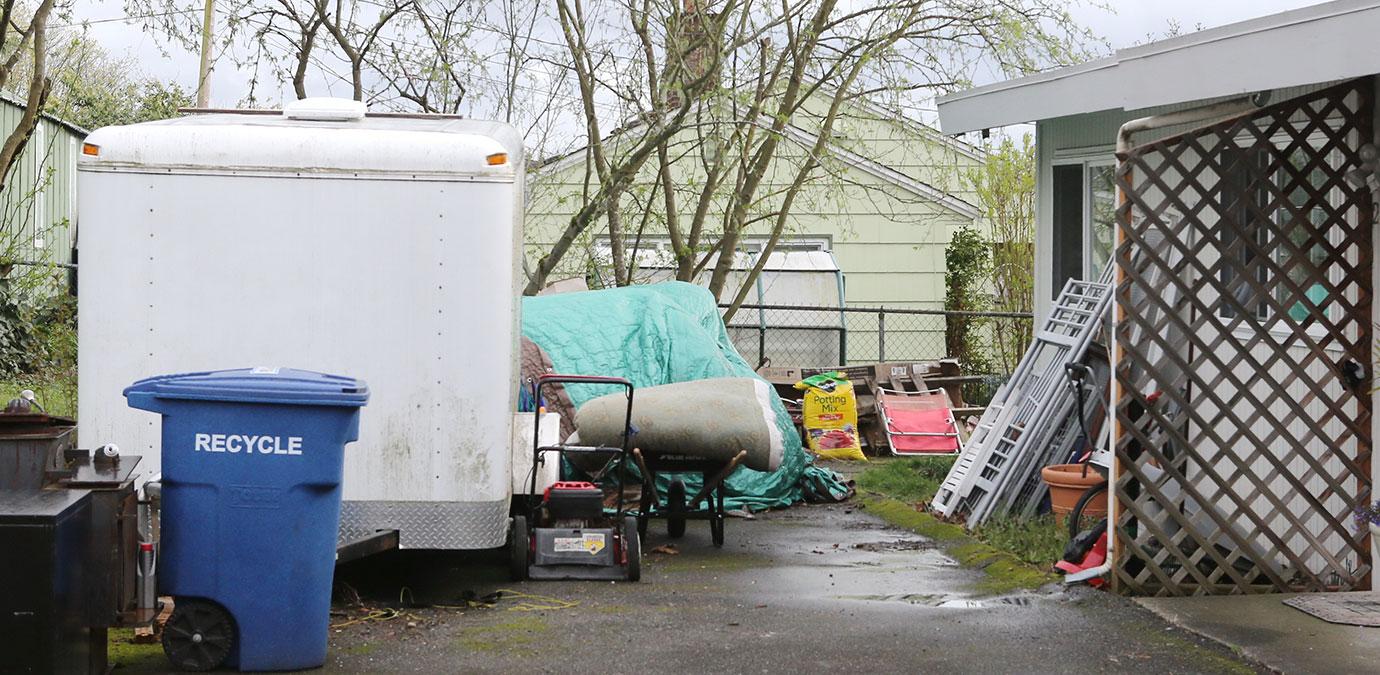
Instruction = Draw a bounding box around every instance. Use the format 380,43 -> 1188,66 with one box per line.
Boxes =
721,303 -> 1034,403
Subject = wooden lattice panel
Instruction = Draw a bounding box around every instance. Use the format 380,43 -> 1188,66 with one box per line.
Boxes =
1113,80 -> 1374,596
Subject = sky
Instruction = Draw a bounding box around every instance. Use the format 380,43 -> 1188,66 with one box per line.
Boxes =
63,0 -> 1329,109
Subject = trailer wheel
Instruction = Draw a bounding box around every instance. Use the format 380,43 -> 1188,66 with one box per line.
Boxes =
623,515 -> 642,582
162,598 -> 235,672
509,515 -> 529,581
667,480 -> 687,539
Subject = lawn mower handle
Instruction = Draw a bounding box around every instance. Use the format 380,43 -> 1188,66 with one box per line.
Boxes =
530,374 -> 636,507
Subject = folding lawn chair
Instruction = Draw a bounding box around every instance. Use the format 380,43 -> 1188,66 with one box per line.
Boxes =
875,387 -> 963,455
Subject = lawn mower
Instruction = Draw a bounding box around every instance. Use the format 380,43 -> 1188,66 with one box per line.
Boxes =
511,374 -> 640,582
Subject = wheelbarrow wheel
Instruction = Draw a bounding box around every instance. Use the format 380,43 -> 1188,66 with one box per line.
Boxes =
509,515 -> 529,581
623,515 -> 642,582
162,598 -> 235,672
710,514 -> 725,548
667,479 -> 687,539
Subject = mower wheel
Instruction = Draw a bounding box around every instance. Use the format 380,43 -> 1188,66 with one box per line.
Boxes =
510,515 -> 529,581
667,480 -> 687,538
623,515 -> 642,582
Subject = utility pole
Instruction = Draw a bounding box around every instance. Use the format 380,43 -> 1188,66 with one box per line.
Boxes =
196,0 -> 215,107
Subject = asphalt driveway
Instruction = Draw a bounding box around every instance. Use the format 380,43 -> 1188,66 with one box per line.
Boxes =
319,502 -> 1258,674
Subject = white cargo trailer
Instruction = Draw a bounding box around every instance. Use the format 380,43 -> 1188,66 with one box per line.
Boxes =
77,98 -> 522,550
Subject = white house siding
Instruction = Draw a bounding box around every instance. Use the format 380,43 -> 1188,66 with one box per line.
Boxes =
1110,79 -> 1374,590
1031,83 -> 1337,322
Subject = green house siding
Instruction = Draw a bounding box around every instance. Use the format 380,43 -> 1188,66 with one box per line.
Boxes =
0,98 -> 85,269
528,97 -> 983,330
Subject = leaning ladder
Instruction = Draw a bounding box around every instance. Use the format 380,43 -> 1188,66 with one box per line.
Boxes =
929,278 -> 1112,522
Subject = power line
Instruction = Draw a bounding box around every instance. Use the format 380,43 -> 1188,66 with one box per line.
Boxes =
52,9 -> 199,30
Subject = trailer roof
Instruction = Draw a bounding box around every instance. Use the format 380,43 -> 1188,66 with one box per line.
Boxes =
79,105 -> 523,180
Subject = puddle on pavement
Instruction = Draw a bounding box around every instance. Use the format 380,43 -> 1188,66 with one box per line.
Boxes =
851,539 -> 934,552
836,593 -> 1037,609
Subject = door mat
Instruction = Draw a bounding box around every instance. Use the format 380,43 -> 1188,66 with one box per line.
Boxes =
1283,593 -> 1380,627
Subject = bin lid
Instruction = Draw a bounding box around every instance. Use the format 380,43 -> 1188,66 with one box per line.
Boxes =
124,367 -> 369,407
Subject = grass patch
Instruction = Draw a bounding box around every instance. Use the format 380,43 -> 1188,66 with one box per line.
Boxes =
0,374 -> 76,417
854,456 -> 955,504
972,515 -> 1068,568
857,459 -> 1064,594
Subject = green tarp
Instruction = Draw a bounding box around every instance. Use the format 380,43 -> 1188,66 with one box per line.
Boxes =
520,281 -> 806,511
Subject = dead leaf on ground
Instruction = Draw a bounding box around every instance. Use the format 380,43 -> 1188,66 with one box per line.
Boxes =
650,544 -> 680,555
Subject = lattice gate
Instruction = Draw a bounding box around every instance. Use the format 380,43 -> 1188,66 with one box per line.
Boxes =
1113,79 -> 1375,596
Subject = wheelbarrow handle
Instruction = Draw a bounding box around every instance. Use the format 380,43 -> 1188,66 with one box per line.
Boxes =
537,373 -> 633,389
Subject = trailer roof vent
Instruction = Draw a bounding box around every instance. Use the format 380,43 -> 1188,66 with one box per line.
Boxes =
282,97 -> 367,122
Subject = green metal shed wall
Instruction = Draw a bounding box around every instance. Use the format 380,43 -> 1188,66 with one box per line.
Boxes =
0,98 -> 84,269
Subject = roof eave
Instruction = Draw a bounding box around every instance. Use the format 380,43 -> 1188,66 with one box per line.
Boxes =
935,0 -> 1380,134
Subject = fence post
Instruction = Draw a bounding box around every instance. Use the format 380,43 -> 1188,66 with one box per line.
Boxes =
878,308 -> 886,362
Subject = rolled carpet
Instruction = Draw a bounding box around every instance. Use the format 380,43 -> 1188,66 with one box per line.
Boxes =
574,377 -> 786,472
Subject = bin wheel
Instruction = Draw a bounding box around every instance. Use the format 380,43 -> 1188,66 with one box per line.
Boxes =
710,515 -> 725,548
623,515 -> 641,582
667,480 -> 687,539
162,598 -> 235,672
510,515 -> 530,581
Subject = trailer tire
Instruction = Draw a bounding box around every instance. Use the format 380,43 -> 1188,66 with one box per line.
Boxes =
624,515 -> 642,582
510,515 -> 529,581
667,480 -> 687,538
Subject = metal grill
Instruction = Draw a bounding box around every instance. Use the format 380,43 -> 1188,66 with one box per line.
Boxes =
1113,79 -> 1374,596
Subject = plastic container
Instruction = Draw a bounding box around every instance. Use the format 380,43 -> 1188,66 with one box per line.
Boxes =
125,367 -> 368,671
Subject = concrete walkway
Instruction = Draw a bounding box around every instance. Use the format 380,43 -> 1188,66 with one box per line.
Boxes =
1138,592 -> 1380,675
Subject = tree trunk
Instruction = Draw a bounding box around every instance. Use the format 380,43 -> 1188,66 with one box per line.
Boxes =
0,0 -> 54,193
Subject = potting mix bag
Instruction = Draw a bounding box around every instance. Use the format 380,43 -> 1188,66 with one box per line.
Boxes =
800,376 -> 866,461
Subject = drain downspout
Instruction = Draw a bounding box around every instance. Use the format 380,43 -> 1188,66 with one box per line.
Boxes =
1084,92 -> 1268,589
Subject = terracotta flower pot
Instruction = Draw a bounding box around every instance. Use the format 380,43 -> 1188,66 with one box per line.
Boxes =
1042,463 -> 1106,525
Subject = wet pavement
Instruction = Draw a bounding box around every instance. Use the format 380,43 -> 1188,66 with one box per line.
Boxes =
323,502 -> 1260,673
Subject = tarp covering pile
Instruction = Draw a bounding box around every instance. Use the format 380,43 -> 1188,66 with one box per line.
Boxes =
520,281 -> 815,511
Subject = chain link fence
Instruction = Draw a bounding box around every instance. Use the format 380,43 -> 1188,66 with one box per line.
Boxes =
722,303 -> 1034,403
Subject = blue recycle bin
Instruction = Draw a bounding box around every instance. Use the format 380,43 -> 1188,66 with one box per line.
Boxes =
125,368 -> 368,671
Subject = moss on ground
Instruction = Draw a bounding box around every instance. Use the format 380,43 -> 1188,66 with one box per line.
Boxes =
862,496 -> 1057,594
455,614 -> 550,653
340,641 -> 379,656
856,457 -> 1070,594
107,629 -> 165,671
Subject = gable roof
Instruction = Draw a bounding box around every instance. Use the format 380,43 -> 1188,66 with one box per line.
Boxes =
937,0 -> 1380,133
534,112 -> 980,220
